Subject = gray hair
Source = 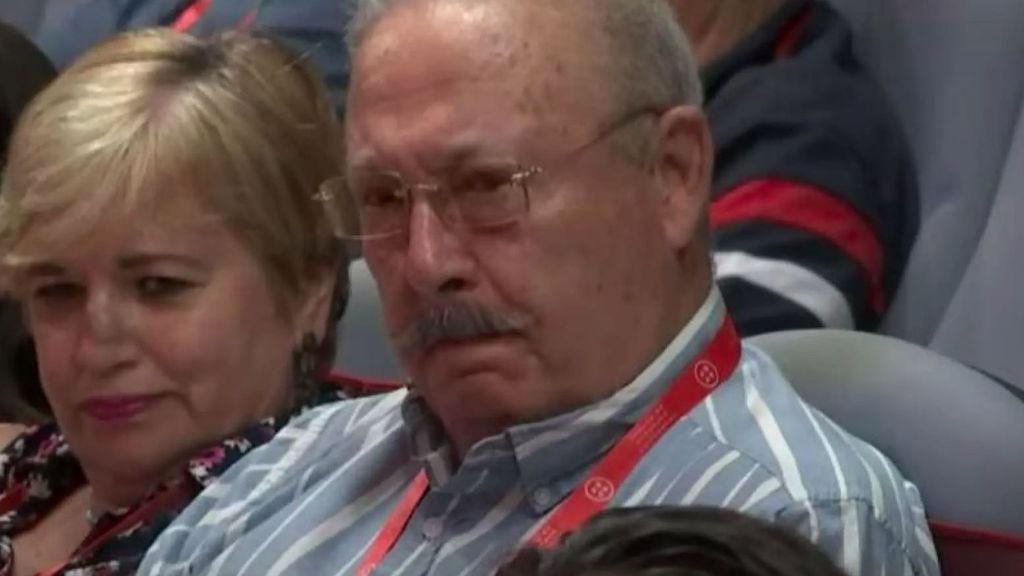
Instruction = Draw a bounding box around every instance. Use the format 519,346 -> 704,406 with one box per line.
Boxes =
345,0 -> 703,113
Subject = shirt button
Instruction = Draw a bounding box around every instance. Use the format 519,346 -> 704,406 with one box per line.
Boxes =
533,487 -> 554,508
422,517 -> 444,540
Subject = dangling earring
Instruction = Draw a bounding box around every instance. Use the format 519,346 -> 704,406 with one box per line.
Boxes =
292,332 -> 320,406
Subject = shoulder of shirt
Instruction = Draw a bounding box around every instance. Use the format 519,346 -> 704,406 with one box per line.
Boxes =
0,424 -> 27,450
179,389 -> 410,524
263,388 -> 409,455
774,496 -> 938,576
709,31 -> 899,147
687,343 -> 910,507
190,389 -> 408,492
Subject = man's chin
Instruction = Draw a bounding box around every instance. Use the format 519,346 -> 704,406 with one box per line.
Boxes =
415,341 -> 531,396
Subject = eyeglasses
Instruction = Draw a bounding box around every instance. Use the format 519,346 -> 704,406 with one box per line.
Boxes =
316,106 -> 663,241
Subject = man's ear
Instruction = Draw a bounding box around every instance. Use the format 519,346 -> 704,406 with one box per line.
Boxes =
651,106 -> 713,250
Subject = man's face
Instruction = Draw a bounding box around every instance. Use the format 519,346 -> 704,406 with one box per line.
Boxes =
347,1 -> 705,451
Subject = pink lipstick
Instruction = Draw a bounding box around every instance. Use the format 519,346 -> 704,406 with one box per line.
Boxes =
81,395 -> 159,422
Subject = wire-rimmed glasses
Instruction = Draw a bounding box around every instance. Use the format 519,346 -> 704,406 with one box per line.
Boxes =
316,106 -> 663,241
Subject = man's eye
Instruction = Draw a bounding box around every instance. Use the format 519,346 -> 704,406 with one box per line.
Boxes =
137,277 -> 193,298
360,187 -> 405,208
454,171 -> 513,195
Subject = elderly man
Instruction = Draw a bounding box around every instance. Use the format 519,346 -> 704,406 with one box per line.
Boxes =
139,1 -> 937,575
672,0 -> 918,335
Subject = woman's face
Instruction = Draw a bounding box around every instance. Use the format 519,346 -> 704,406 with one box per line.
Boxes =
21,191 -> 324,487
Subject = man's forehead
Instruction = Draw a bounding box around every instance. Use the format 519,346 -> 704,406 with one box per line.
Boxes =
349,0 -> 605,130
355,1 -> 605,89
356,0 -> 527,72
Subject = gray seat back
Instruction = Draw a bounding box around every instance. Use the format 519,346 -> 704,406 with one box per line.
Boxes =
824,0 -> 1024,386
334,259 -> 403,381
0,2 -> 47,35
750,329 -> 1024,535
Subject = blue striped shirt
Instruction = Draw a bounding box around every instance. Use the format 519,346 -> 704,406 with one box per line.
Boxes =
139,290 -> 938,576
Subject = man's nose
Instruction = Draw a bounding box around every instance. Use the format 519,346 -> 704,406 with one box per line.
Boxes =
403,197 -> 476,296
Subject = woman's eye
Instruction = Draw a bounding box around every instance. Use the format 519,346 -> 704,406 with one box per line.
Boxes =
32,282 -> 83,302
137,276 -> 193,298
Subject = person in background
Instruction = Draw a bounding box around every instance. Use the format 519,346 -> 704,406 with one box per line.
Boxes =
0,21 -> 58,424
496,506 -> 848,576
138,1 -> 936,575
0,29 -> 351,575
0,0 -> 354,113
669,0 -> 918,335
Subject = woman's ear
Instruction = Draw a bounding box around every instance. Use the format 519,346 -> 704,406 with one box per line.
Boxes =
297,267 -> 340,344
651,105 -> 713,251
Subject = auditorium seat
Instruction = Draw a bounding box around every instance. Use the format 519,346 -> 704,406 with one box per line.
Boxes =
750,329 -> 1024,575
823,0 -> 1024,388
335,259 -> 403,381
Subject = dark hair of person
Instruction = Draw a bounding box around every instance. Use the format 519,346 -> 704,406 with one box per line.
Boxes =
496,506 -> 848,576
0,21 -> 56,423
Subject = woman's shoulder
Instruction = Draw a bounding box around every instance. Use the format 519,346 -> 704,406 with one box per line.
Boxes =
0,422 -> 67,471
0,424 -> 27,450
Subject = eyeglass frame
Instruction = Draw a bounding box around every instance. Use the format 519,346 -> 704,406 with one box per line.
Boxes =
316,105 -> 667,241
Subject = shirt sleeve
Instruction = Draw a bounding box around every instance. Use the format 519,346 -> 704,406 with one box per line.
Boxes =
706,28 -> 917,337
774,497 -> 940,576
137,403 -> 346,576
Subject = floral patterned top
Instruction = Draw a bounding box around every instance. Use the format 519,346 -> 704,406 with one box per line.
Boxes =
0,380 -> 363,576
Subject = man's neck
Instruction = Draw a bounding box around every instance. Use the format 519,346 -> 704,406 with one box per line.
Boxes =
678,0 -> 788,67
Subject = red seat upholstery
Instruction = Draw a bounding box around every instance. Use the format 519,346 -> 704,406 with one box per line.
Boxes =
931,521 -> 1024,576
324,371 -> 402,398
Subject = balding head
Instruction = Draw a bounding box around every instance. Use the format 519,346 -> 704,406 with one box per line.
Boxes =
347,0 -> 702,123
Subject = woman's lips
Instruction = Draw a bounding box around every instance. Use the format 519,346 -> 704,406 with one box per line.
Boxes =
80,394 -> 160,422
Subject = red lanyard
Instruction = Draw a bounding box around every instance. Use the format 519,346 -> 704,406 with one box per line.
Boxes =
356,315 -> 741,575
171,0 -> 258,33
171,0 -> 213,32
35,484 -> 191,576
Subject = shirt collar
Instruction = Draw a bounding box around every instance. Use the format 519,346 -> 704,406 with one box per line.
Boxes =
403,288 -> 728,511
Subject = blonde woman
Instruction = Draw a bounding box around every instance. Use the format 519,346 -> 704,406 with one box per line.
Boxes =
0,29 -> 354,575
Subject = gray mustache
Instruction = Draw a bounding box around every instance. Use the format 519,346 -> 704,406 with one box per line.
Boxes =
395,301 -> 529,354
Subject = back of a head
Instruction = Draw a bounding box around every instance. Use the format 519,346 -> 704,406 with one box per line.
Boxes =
0,20 -> 55,423
0,20 -> 55,165
497,506 -> 847,576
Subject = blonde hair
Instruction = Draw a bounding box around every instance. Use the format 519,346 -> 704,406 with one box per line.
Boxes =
0,29 -> 347,309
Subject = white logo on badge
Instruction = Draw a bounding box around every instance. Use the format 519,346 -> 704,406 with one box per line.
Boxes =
584,477 -> 615,503
695,360 -> 720,389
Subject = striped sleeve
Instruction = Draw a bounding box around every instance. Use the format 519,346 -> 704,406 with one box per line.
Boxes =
688,345 -> 940,575
775,498 -> 940,576
138,403 -> 348,576
705,33 -> 917,337
712,192 -> 882,334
